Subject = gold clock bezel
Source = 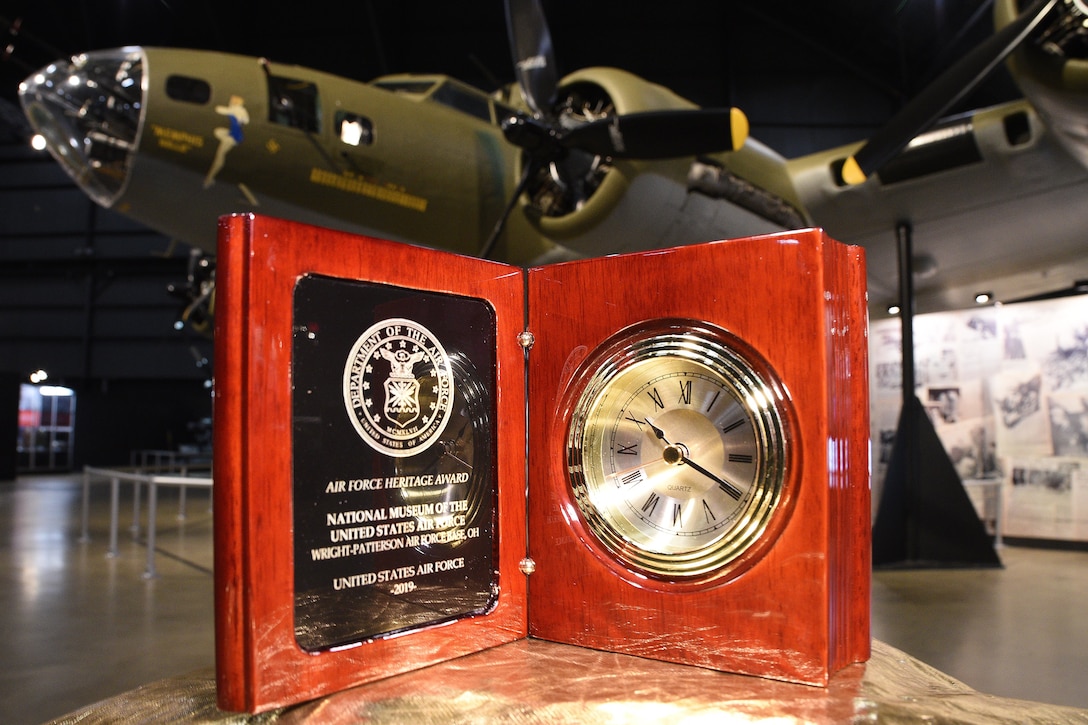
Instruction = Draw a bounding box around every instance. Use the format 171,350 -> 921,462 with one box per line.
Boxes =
564,319 -> 793,584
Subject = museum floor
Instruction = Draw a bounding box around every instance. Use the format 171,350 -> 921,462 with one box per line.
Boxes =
1,474 -> 1087,724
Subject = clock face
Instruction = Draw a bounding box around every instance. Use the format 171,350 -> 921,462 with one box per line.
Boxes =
567,323 -> 790,580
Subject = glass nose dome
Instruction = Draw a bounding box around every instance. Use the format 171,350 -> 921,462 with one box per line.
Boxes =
19,47 -> 145,207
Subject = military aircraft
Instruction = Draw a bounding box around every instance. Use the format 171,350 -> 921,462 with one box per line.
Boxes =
12,0 -> 1088,331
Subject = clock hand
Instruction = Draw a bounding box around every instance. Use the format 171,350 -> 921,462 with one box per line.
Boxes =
644,417 -> 672,445
682,457 -> 744,501
444,450 -> 472,469
437,420 -> 473,469
645,417 -> 743,500
411,438 -> 471,475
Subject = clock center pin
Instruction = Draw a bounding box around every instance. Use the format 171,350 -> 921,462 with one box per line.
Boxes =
662,443 -> 688,466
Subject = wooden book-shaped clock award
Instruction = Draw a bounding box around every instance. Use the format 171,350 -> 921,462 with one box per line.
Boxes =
213,214 -> 871,712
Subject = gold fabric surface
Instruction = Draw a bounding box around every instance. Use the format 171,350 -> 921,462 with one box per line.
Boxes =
48,639 -> 1088,724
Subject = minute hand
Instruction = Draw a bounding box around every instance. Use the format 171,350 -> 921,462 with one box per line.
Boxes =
644,417 -> 744,501
684,457 -> 744,501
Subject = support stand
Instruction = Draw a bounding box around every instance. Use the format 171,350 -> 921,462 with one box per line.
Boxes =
871,223 -> 1001,568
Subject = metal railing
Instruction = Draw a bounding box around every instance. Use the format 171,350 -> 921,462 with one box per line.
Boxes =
82,463 -> 212,578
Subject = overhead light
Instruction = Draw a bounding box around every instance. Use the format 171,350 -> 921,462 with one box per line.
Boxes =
39,385 -> 74,397
30,134 -> 48,151
29,369 -> 48,383
887,304 -> 901,315
974,292 -> 993,304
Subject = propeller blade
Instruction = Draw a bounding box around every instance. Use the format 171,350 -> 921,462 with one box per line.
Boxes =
560,108 -> 749,159
841,0 -> 1059,185
505,0 -> 558,118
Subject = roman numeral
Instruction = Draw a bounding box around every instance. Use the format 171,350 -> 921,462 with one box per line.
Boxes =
728,453 -> 754,464
705,390 -> 721,413
647,387 -> 665,410
702,499 -> 716,523
672,502 -> 683,528
616,442 -> 638,455
624,413 -> 646,430
641,491 -> 661,515
722,419 -> 745,434
677,380 -> 692,405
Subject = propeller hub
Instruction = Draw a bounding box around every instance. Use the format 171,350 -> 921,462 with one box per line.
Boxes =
500,114 -> 565,160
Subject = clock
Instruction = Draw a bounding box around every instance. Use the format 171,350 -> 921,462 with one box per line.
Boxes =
525,230 -> 870,685
565,322 -> 789,582
214,215 -> 870,711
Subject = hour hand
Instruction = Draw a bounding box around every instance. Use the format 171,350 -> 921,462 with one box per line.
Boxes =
644,417 -> 743,500
644,417 -> 671,444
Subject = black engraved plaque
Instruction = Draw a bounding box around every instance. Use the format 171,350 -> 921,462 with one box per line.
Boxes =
291,274 -> 498,651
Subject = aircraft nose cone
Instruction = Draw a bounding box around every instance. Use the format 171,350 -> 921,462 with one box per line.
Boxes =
18,47 -> 144,208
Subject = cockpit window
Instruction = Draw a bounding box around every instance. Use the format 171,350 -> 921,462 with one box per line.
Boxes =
267,75 -> 320,132
430,82 -> 490,123
372,76 -> 496,125
372,79 -> 437,95
165,75 -> 211,104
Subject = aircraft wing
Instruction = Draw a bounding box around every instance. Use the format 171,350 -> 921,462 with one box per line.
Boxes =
789,99 -> 1088,316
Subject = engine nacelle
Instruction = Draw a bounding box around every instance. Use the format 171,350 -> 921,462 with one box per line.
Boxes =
505,67 -> 696,239
506,67 -> 802,246
996,0 -> 1088,167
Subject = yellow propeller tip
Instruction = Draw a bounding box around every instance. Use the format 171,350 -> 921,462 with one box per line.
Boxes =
841,156 -> 867,185
731,107 -> 749,150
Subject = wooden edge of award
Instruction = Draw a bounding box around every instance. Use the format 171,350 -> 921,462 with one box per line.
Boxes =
213,214 -> 528,713
525,228 -> 871,685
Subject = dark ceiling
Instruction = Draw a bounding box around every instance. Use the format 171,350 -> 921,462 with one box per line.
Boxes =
1,0 -> 1023,158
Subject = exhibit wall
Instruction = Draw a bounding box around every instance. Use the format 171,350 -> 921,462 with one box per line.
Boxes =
871,295 -> 1088,543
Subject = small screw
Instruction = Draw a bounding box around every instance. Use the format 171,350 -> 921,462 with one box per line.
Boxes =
517,331 -> 535,350
518,557 -> 536,575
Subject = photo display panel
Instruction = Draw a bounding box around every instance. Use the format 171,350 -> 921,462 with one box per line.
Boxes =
291,274 -> 498,651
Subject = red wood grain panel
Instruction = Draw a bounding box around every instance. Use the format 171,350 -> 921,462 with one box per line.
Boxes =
525,228 -> 870,685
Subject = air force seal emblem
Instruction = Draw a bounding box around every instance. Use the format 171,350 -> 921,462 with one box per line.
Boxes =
343,318 -> 455,457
